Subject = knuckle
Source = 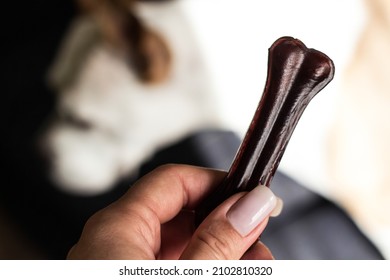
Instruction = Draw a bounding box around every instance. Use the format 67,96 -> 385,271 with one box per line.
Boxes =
153,163 -> 181,175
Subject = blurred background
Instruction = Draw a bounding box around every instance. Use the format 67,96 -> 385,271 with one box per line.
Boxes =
1,0 -> 389,259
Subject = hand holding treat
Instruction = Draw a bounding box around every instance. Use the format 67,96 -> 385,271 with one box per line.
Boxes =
196,36 -> 335,225
67,37 -> 334,260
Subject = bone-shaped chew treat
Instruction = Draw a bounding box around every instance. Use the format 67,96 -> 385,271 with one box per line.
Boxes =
195,36 -> 335,225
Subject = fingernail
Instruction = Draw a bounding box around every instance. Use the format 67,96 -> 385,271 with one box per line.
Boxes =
270,197 -> 283,217
227,185 -> 279,236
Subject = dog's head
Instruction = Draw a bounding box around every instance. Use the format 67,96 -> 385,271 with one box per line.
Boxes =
39,0 -> 175,195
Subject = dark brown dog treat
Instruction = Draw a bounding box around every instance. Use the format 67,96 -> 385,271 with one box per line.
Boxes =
196,36 -> 335,225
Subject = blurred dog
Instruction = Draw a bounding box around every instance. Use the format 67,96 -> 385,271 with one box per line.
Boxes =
40,0 -> 221,195
327,0 -> 390,257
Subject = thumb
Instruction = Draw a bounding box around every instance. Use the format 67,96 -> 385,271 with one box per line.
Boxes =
180,185 -> 282,260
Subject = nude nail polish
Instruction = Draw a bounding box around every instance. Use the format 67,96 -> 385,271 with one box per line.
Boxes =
227,185 -> 279,236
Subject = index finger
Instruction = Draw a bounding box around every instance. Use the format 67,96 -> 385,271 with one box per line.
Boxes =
115,164 -> 226,224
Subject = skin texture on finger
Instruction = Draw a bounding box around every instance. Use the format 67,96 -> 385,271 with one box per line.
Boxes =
158,210 -> 195,260
116,164 -> 226,222
180,193 -> 270,260
241,241 -> 274,260
68,164 -> 226,259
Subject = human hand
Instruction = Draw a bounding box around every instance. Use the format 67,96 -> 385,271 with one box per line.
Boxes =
67,164 -> 282,260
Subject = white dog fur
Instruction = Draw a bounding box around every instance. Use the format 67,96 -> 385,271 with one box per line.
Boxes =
44,1 -> 222,195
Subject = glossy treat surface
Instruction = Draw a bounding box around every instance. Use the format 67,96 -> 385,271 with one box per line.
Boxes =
196,36 -> 335,225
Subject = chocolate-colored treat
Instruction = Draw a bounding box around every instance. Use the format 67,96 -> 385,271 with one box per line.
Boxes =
195,36 -> 335,225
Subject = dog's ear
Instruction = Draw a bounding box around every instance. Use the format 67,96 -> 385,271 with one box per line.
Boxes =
78,0 -> 172,84
118,9 -> 172,84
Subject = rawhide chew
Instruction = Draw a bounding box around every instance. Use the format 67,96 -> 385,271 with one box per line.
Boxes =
196,36 -> 335,225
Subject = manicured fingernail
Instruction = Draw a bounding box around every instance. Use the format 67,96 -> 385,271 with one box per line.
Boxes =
227,185 -> 280,236
270,197 -> 283,217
